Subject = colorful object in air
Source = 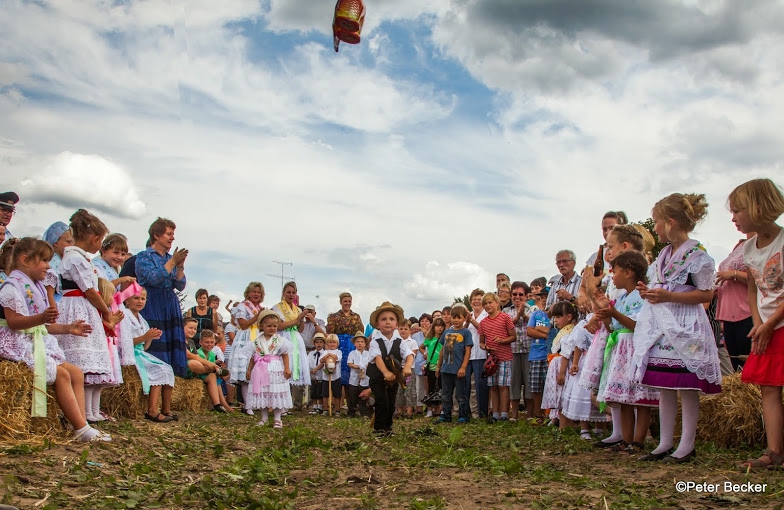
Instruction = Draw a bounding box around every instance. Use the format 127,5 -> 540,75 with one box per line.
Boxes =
332,0 -> 365,52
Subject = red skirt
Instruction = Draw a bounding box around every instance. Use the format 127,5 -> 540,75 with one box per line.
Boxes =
741,326 -> 784,386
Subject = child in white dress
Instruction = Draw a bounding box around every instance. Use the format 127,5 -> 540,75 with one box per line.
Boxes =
246,310 -> 292,428
0,238 -> 110,441
541,301 -> 578,428
56,209 -> 123,424
122,287 -> 176,422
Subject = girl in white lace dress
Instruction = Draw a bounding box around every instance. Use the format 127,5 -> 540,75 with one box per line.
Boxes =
0,238 -> 110,441
56,209 -> 123,423
633,194 -> 720,463
122,287 -> 176,422
245,310 -> 292,428
541,302 -> 577,427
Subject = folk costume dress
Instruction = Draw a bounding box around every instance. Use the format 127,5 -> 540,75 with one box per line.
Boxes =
561,319 -> 610,422
541,324 -> 575,413
92,257 -> 119,290
632,240 -> 722,394
598,290 -> 659,407
0,271 -> 67,418
246,334 -> 293,411
136,247 -> 188,377
57,246 -> 117,385
578,279 -> 623,393
122,311 -> 175,394
273,301 -> 311,387
227,300 -> 261,384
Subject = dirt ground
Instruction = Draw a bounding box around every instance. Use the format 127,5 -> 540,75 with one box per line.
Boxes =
1,412 -> 782,509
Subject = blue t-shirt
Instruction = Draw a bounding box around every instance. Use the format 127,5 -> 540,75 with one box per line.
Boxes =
527,310 -> 550,361
438,327 -> 473,375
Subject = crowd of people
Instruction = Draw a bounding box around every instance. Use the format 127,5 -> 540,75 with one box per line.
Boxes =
0,177 -> 783,471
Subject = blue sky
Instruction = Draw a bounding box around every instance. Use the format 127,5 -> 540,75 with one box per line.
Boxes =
2,0 -> 784,321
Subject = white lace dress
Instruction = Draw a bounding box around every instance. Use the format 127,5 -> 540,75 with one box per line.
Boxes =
123,311 -> 175,391
246,334 -> 293,411
561,320 -> 610,422
0,285 -> 66,384
227,302 -> 258,384
56,246 -> 116,385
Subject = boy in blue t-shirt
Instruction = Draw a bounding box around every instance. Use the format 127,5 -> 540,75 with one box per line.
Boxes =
526,289 -> 551,424
435,304 -> 473,423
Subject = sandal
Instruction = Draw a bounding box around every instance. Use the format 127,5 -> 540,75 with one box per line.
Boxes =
98,411 -> 117,423
609,441 -> 629,452
623,442 -> 645,454
145,412 -> 174,423
162,412 -> 179,421
273,420 -> 283,429
739,448 -> 784,472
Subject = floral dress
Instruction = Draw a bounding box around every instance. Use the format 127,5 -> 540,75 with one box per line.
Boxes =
246,334 -> 293,410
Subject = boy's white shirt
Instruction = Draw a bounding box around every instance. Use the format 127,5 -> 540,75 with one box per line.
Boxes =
322,348 -> 342,379
400,337 -> 418,358
309,349 -> 325,381
348,349 -> 371,386
368,329 -> 414,363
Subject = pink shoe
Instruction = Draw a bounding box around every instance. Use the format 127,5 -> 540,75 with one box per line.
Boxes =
273,420 -> 283,429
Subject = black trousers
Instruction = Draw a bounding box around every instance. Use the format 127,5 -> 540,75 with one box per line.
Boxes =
347,384 -> 371,417
723,317 -> 754,370
369,378 -> 398,431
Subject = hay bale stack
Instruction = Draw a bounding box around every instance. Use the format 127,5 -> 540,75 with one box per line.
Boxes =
0,360 -> 65,440
697,372 -> 766,448
171,376 -> 211,412
102,365 -> 146,419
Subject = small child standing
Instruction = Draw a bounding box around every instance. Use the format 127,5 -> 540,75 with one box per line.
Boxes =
366,301 -> 414,436
56,209 -> 118,424
319,334 -> 343,416
731,179 -> 784,470
434,304 -> 473,423
526,288 -> 551,424
308,333 -> 326,414
633,193 -> 720,463
396,320 -> 419,418
541,301 -> 578,429
246,310 -> 292,428
347,332 -> 372,417
478,293 -> 516,423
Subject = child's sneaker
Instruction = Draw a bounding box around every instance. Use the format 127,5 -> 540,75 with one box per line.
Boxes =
308,408 -> 320,415
456,417 -> 469,424
436,416 -> 451,424
425,410 -> 433,418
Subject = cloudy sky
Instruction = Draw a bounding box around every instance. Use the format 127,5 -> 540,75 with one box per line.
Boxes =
2,0 -> 783,321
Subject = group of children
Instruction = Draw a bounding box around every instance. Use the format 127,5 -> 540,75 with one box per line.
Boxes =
1,178 -> 783,468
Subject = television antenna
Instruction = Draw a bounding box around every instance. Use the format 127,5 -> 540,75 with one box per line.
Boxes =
266,261 -> 294,289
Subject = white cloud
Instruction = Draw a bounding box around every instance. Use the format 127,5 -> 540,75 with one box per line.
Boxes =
20,152 -> 147,219
405,261 -> 493,301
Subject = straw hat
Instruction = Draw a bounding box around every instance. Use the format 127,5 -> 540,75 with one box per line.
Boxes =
256,309 -> 279,324
369,301 -> 404,328
351,330 -> 367,343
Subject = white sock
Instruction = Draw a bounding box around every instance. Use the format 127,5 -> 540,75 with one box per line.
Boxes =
603,406 -> 624,443
84,386 -> 94,420
74,425 -> 110,442
92,385 -> 103,417
651,389 -> 677,455
261,408 -> 269,422
501,412 -> 508,419
273,408 -> 283,422
673,390 -> 699,458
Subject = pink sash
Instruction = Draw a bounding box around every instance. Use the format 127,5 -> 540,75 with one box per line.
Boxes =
251,355 -> 282,393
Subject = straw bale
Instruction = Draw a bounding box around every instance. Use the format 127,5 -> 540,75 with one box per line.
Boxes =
696,372 -> 766,448
102,365 -> 146,419
171,376 -> 211,412
0,360 -> 66,440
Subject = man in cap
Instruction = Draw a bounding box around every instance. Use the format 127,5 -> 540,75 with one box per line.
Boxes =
0,192 -> 19,238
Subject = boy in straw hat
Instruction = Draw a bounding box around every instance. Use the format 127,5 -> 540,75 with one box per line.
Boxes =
366,301 -> 414,436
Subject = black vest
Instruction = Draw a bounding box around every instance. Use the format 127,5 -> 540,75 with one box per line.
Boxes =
366,337 -> 402,382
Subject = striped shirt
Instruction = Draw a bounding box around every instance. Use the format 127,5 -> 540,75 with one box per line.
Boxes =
478,312 -> 515,362
546,272 -> 583,309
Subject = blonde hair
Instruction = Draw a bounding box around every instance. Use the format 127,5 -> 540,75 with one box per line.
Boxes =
325,333 -> 339,346
243,281 -> 265,301
632,224 -> 656,255
97,278 -> 115,307
481,292 -> 500,305
728,178 -> 784,225
651,193 -> 708,233
339,292 -> 352,300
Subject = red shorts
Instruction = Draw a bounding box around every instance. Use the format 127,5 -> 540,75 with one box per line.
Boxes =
742,326 -> 784,386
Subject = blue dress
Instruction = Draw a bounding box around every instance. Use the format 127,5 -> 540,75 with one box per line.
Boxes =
136,248 -> 188,377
